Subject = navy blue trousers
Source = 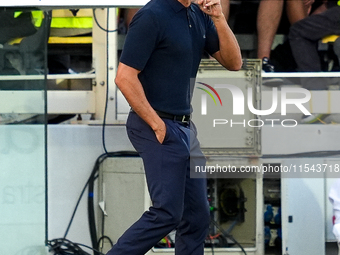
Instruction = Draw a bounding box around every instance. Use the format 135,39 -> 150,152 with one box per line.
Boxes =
106,111 -> 209,255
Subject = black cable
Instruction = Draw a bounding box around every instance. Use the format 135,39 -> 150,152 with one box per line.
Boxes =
88,168 -> 99,254
47,161 -> 101,254
88,153 -> 109,251
92,8 -> 118,33
87,151 -> 140,253
96,8 -> 119,155
101,209 -> 105,240
97,235 -> 114,248
49,152 -> 139,255
91,8 -> 120,154
76,242 -> 105,255
211,219 -> 247,255
63,176 -> 92,239
55,153 -> 107,249
48,238 -> 105,255
98,208 -> 112,252
101,8 -> 111,155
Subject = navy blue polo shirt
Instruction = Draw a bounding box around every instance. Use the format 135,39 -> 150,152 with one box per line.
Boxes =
120,0 -> 220,115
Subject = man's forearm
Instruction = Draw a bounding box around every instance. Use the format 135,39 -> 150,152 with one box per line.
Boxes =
115,63 -> 166,143
212,14 -> 242,70
197,0 -> 242,70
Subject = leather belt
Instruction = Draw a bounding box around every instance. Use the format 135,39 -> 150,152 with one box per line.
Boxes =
155,110 -> 190,123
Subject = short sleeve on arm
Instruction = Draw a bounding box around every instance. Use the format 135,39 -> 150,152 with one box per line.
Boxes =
119,9 -> 160,71
204,16 -> 219,56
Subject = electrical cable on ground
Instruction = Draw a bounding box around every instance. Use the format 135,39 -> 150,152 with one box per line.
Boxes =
47,238 -> 105,255
48,152 -> 138,255
211,219 -> 247,255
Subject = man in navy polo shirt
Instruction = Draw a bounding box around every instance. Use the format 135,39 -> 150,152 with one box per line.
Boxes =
107,0 -> 242,254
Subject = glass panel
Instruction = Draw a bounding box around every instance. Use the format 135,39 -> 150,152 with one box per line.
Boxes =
0,8 -> 48,254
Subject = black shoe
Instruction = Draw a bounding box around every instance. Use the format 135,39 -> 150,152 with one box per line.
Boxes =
262,57 -> 275,72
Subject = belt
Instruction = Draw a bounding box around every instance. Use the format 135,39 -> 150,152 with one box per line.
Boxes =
155,110 -> 190,123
